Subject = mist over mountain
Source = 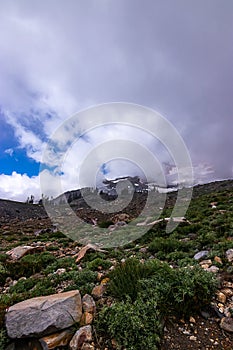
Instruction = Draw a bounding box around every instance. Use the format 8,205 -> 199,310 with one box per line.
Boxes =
0,1 -> 232,202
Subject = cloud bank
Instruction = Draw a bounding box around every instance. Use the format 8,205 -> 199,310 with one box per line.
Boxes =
0,0 -> 232,201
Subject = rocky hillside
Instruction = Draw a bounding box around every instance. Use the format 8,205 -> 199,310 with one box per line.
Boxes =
0,180 -> 233,349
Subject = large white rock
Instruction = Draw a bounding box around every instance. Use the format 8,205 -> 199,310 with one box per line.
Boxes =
6,290 -> 82,339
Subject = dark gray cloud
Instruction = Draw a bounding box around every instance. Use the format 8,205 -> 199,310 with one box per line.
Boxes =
0,0 -> 233,185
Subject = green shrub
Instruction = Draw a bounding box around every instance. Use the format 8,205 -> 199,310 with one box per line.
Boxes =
44,257 -> 77,274
5,252 -> 57,279
9,278 -> 35,294
96,296 -> 162,350
197,231 -> 218,246
171,266 -> 217,316
166,251 -> 190,262
0,328 -> 8,350
87,258 -> 112,271
108,258 -> 217,318
61,270 -> 98,295
108,258 -> 150,301
177,257 -> 197,267
148,237 -> 182,254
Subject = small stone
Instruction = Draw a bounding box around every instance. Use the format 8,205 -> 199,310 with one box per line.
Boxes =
82,294 -> 96,314
201,264 -> 211,270
218,305 -> 225,314
54,268 -> 66,275
200,259 -> 212,266
216,291 -> 227,304
189,316 -> 196,323
194,250 -> 209,260
226,249 -> 233,263
111,338 -> 118,347
220,317 -> 233,333
190,336 -> 197,341
97,272 -> 104,281
139,247 -> 148,253
207,265 -> 219,273
214,256 -> 222,264
69,325 -> 92,350
80,312 -> 94,326
75,244 -> 106,264
91,284 -> 107,299
100,277 -> 109,285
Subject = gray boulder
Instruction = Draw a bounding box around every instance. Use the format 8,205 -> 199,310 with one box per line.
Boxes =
5,290 -> 82,339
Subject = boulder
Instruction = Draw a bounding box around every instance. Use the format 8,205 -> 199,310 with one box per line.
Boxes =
6,245 -> 45,260
6,290 -> 82,339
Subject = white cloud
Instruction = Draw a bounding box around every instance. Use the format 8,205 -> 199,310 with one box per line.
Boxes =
4,148 -> 14,156
0,172 -> 40,202
4,112 -> 46,162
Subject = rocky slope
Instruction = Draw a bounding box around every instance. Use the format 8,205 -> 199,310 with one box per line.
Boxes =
0,180 -> 233,349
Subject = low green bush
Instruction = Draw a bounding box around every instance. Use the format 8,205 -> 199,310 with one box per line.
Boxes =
5,252 -> 56,279
60,269 -> 98,295
96,296 -> 162,350
9,278 -> 35,294
148,237 -> 182,254
108,258 -> 217,317
108,258 -> 151,301
44,257 -> 77,274
0,328 -> 8,350
87,258 -> 112,271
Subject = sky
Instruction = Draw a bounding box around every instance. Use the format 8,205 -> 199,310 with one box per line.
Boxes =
0,0 -> 233,202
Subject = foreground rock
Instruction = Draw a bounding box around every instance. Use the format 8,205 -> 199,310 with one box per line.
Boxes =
5,290 -> 82,338
69,325 -> 92,350
39,328 -> 74,349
